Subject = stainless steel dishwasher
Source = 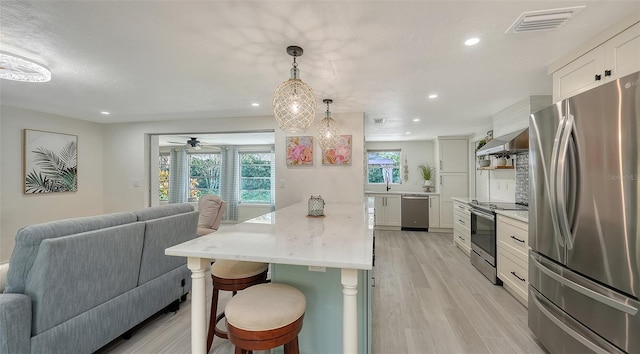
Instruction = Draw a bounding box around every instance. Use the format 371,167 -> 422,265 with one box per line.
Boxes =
401,194 -> 429,231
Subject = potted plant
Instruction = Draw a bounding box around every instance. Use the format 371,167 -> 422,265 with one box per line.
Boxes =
417,164 -> 434,191
476,139 -> 490,167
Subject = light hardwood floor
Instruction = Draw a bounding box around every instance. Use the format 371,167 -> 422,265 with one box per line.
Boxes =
97,230 -> 546,354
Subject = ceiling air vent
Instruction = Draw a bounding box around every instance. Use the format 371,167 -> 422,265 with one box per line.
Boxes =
506,6 -> 585,34
373,118 -> 386,125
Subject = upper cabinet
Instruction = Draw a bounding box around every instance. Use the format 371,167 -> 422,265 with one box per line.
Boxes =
553,21 -> 640,102
439,139 -> 468,173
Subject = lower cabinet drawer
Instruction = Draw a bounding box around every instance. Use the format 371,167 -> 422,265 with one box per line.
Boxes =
453,228 -> 471,255
498,248 -> 528,305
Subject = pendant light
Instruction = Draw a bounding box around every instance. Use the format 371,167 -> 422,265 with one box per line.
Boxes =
272,46 -> 317,133
316,99 -> 340,150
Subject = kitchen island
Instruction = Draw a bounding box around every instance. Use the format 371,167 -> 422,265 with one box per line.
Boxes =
165,201 -> 374,354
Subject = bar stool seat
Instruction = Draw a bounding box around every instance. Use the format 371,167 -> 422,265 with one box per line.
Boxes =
207,260 -> 269,352
225,283 -> 306,354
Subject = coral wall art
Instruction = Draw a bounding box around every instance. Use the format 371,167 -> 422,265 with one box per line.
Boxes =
322,135 -> 352,165
286,136 -> 313,166
23,129 -> 78,194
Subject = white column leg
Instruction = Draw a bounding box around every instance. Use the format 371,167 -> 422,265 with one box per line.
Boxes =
188,257 -> 210,354
341,268 -> 358,354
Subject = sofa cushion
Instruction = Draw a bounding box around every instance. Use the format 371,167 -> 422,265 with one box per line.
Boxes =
26,222 -> 146,335
137,210 -> 199,285
5,212 -> 137,294
133,203 -> 195,221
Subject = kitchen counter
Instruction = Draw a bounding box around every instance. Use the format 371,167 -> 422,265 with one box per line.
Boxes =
166,201 -> 374,354
495,209 -> 529,223
365,190 -> 439,196
451,197 -> 475,203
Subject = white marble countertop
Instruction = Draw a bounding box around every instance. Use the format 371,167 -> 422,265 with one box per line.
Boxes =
451,197 -> 475,203
365,190 -> 439,196
495,210 -> 529,223
166,202 -> 374,270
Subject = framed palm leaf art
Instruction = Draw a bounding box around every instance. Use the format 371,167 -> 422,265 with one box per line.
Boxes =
23,129 -> 78,194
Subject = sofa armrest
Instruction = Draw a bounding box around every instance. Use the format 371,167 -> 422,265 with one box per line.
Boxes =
0,294 -> 31,354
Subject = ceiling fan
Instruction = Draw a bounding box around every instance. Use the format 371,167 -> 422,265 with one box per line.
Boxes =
166,137 -> 207,150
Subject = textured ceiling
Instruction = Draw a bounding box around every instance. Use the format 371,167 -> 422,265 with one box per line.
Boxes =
1,1 -> 638,141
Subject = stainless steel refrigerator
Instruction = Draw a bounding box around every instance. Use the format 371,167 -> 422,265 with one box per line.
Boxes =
529,71 -> 640,354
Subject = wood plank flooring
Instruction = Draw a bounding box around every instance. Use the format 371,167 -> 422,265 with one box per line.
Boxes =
97,230 -> 546,354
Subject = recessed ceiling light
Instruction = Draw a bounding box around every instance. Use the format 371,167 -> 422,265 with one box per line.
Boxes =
412,118 -> 420,122
428,94 -> 438,99
100,111 -> 111,115
251,103 -> 260,107
0,51 -> 51,82
465,37 -> 480,46
405,132 -> 411,135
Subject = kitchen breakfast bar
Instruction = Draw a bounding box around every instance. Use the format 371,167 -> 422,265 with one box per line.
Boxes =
165,202 -> 375,354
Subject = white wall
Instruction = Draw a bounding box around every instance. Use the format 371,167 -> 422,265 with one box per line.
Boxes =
0,106 -> 105,261
364,140 -> 435,193
0,109 -> 365,260
102,112 -> 365,213
275,112 -> 365,207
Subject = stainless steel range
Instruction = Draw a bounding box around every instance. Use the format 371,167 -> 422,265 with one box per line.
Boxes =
469,200 -> 528,284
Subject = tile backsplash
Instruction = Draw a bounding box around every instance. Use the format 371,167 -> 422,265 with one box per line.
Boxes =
515,153 -> 529,205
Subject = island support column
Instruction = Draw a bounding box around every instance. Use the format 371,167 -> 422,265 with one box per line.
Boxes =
187,257 -> 210,354
341,268 -> 358,354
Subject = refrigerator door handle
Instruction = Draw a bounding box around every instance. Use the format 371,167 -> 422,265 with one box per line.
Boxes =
530,290 -> 612,354
550,115 -> 567,248
531,256 -> 638,315
556,113 -> 576,250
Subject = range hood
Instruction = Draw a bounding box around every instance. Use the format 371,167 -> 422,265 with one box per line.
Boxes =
476,128 -> 529,156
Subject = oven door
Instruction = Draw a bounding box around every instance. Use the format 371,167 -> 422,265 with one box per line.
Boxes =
470,208 -> 496,265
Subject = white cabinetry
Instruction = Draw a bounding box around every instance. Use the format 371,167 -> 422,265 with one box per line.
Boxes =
497,214 -> 529,306
436,137 -> 469,228
372,194 -> 401,230
553,22 -> 640,102
452,201 -> 471,256
428,195 -> 440,228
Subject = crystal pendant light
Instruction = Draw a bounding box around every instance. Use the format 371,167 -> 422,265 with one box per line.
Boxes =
316,99 -> 340,150
0,51 -> 51,82
272,46 -> 317,133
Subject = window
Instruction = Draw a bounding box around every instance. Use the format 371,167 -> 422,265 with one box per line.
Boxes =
189,153 -> 221,199
367,150 -> 401,184
240,152 -> 273,204
159,154 -> 170,201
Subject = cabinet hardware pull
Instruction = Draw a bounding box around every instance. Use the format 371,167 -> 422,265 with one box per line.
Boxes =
510,235 -> 525,243
595,74 -> 602,81
511,271 -> 526,282
458,219 -> 464,224
604,69 -> 612,77
440,160 -> 443,170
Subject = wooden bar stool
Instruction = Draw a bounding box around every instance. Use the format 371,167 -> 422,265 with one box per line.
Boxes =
207,260 -> 269,352
225,283 -> 306,354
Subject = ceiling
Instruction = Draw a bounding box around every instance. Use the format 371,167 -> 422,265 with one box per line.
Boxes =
1,1 -> 638,142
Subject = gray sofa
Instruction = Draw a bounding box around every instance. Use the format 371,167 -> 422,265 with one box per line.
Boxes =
0,203 -> 199,354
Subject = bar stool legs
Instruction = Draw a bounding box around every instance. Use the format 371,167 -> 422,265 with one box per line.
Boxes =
206,260 -> 268,352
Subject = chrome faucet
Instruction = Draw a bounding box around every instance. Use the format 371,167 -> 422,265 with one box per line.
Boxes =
386,181 -> 391,191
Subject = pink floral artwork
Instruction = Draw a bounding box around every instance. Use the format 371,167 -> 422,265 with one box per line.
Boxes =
322,135 -> 352,165
286,136 -> 313,166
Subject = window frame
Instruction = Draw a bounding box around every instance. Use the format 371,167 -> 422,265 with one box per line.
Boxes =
239,150 -> 273,205
367,149 -> 402,185
188,152 -> 222,200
